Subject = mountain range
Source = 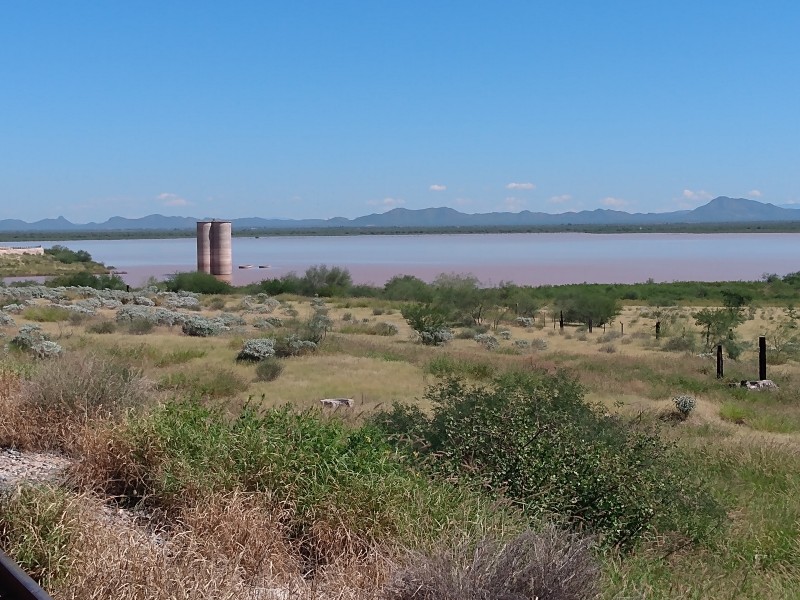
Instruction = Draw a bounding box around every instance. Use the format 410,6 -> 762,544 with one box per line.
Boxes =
1,197 -> 798,232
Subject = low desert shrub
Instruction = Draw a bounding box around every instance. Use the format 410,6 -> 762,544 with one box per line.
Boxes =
236,338 -> 276,362
9,325 -> 63,359
181,316 -> 229,337
673,394 -> 697,420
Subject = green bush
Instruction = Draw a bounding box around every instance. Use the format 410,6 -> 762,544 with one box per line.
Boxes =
44,245 -> 92,264
45,271 -> 126,290
164,271 -> 232,294
371,372 -> 724,549
255,357 -> 284,381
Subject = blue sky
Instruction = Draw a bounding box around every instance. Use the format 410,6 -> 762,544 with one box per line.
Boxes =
2,1 -> 798,222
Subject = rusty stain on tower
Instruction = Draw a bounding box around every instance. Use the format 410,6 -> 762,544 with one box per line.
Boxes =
196,220 -> 232,283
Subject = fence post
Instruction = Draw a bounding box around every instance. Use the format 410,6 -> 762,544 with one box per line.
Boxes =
716,344 -> 723,379
759,336 -> 767,380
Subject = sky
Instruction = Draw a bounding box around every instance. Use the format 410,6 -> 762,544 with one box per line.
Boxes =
1,1 -> 799,222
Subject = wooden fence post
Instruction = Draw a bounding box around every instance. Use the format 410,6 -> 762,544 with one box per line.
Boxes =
716,344 -> 723,379
759,336 -> 767,380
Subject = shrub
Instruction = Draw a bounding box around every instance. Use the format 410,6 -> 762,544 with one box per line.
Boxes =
673,394 -> 697,420
371,372 -> 724,548
127,317 -> 154,335
164,271 -> 232,294
255,358 -> 284,381
9,325 -> 62,359
0,311 -> 16,326
474,333 -> 499,351
386,526 -> 599,600
181,316 -> 229,337
273,334 -> 317,357
252,316 -> 283,330
236,338 -> 276,362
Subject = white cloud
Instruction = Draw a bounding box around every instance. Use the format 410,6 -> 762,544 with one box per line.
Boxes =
748,189 -> 763,198
682,189 -> 712,202
602,196 -> 628,208
157,192 -> 191,207
367,197 -> 405,209
429,184 -> 447,192
503,196 -> 526,211
548,194 -> 572,204
506,182 -> 535,191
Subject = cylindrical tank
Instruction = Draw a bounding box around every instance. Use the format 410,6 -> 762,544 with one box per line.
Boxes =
196,222 -> 212,273
209,221 -> 233,281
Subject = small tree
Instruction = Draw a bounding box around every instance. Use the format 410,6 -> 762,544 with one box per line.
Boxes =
401,303 -> 453,345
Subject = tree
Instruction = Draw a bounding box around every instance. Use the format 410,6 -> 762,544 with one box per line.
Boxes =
692,307 -> 745,358
383,274 -> 433,302
556,289 -> 620,329
300,265 -> 352,296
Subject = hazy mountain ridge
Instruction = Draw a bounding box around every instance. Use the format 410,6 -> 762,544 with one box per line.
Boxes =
1,197 -> 798,232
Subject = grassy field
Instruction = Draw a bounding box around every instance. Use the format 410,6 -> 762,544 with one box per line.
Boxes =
1,287 -> 800,598
0,252 -> 110,277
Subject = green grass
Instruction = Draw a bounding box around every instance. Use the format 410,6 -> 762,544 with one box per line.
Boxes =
426,353 -> 497,380
157,368 -> 248,398
22,305 -> 73,322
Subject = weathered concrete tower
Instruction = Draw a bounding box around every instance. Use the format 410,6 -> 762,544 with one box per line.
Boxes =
196,220 -> 232,283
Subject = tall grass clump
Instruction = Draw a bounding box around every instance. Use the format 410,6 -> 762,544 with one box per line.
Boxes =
371,371 -> 724,549
0,351 -> 153,452
0,485 -> 80,588
386,526 -> 599,600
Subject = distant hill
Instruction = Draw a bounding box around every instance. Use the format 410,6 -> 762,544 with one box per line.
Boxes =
2,197 -> 799,232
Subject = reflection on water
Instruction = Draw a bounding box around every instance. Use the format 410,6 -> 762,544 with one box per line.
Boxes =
10,233 -> 799,287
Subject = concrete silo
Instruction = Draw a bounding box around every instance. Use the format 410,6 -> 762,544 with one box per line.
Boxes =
196,220 -> 232,282
196,221 -> 212,273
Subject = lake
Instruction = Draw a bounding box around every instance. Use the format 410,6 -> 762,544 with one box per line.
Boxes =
12,232 -> 799,287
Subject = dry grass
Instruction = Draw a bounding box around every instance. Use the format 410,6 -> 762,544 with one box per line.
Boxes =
385,526 -> 599,600
0,352 -> 154,453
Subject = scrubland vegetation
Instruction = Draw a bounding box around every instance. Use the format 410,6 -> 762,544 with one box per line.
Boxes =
1,265 -> 800,598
